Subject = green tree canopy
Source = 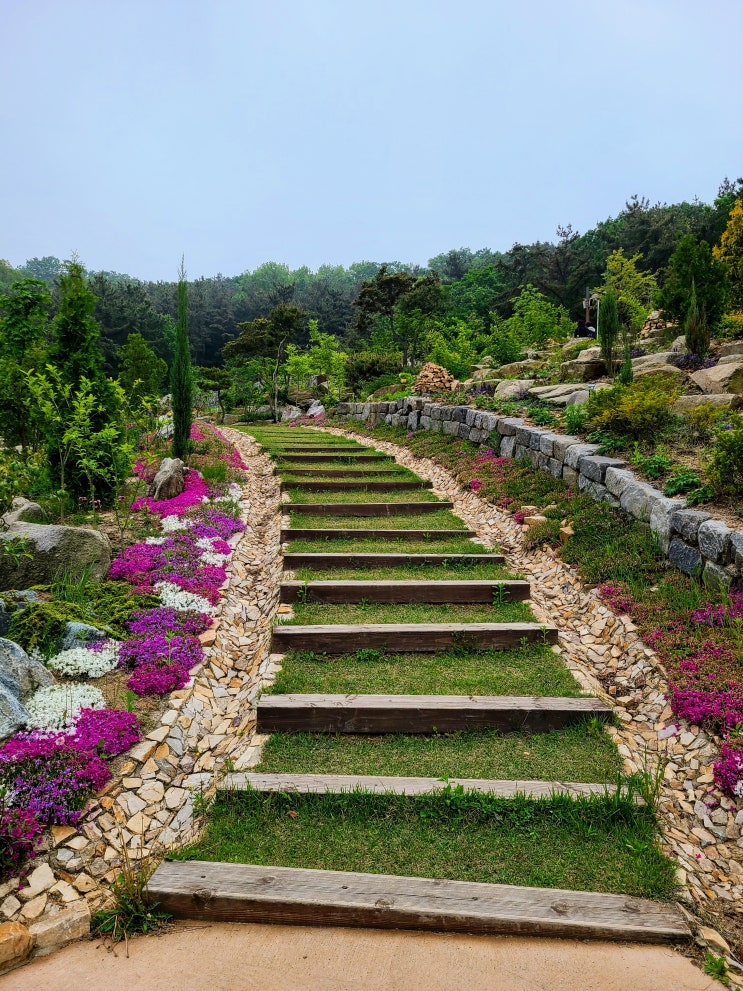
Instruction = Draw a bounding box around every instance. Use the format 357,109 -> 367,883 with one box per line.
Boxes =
657,235 -> 728,330
118,332 -> 168,404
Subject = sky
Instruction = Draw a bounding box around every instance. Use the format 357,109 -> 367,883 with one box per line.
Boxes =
2,0 -> 742,282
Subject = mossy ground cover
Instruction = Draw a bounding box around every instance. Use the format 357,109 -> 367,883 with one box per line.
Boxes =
185,788 -> 674,898
267,644 -> 580,697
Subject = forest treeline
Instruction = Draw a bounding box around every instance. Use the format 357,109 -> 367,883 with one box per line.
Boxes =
2,179 -> 742,376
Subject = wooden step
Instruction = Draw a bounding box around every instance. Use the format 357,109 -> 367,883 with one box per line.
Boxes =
279,446 -> 367,453
282,529 -> 479,542
285,502 -> 452,516
272,622 -> 557,652
282,551 -> 502,567
278,469 -> 409,478
257,694 -> 610,734
282,481 -> 431,492
220,772 -> 614,800
279,454 -> 392,463
280,580 -> 528,604
147,862 -> 687,943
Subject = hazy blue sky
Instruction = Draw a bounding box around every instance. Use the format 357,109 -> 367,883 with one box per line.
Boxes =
3,0 -> 742,281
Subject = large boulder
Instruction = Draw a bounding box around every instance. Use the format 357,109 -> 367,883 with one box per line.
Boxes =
633,363 -> 688,384
631,351 -> 676,371
494,359 -> 542,378
306,400 -> 325,418
0,638 -> 54,701
58,622 -> 108,652
691,360 -> 743,395
672,394 -> 742,414
0,685 -> 28,740
281,405 -> 302,422
559,352 -> 606,382
719,341 -> 743,358
0,522 -> 111,589
1,498 -> 45,526
494,379 -> 535,399
149,458 -> 185,501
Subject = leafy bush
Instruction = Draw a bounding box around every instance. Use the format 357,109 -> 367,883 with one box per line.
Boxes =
346,352 -> 401,395
664,468 -> 703,497
586,374 -> 681,438
707,414 -> 743,495
630,443 -> 671,479
564,404 -> 589,435
717,311 -> 743,340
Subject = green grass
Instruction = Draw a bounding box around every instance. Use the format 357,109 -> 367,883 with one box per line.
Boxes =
288,510 -> 467,529
184,789 -> 675,898
267,644 -> 579,697
285,536 -> 490,554
284,488 -> 438,503
280,471 -> 418,483
282,599 -> 534,625
256,724 -> 622,782
292,562 -> 513,581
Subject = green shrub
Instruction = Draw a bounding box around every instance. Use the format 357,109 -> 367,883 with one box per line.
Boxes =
586,375 -> 681,438
630,443 -> 671,480
716,311 -> 743,340
707,414 -> 743,495
564,404 -> 589,435
664,468 -> 702,497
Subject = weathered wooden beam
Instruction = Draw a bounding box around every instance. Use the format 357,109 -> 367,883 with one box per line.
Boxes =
220,772 -> 615,800
147,862 -> 688,942
281,529 -> 479,542
257,693 -> 609,734
279,580 -> 529,604
271,621 -> 556,652
285,502 -> 453,516
277,469 -> 409,478
282,481 -> 431,492
278,454 -> 392,463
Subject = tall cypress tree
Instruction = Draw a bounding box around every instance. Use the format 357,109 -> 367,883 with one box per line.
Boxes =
599,289 -> 619,378
171,257 -> 193,460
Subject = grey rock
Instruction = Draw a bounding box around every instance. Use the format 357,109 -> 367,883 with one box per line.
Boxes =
58,622 -> 107,652
619,481 -> 659,521
562,466 -> 579,487
280,405 -> 302,422
0,684 -> 28,739
0,638 -> 54,702
578,475 -> 608,500
500,436 -> 516,458
649,497 -> 687,554
306,400 -> 325,418
494,379 -> 535,399
442,419 -> 459,436
559,358 -> 606,382
697,519 -> 732,564
552,435 -> 582,460
407,411 -> 420,430
539,433 -> 563,457
0,601 -> 7,637
495,417 -> 524,437
691,360 -> 743,395
0,523 -> 111,590
719,341 -> 743,358
702,561 -> 734,592
578,455 -> 625,483
671,509 -> 713,543
2,498 -> 45,526
565,390 -> 590,405
731,531 -> 743,571
604,467 -> 637,498
563,444 -> 600,470
669,538 -> 702,577
150,458 -> 185,501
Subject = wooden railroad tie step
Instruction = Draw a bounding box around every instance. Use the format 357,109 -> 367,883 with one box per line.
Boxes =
272,621 -> 557,652
281,529 -> 481,542
147,861 -> 688,942
277,469 -> 409,478
279,580 -> 529,604
278,454 -> 392,463
220,772 -> 616,800
285,502 -> 453,517
256,693 -> 604,734
278,446 -> 367,453
282,480 -> 431,492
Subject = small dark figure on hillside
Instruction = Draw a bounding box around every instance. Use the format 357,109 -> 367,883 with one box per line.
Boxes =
575,319 -> 596,339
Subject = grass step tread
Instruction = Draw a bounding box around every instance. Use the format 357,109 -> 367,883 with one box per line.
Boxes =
272,621 -> 557,652
282,481 -> 432,492
278,454 -> 391,462
148,861 -> 687,942
220,772 -> 618,800
283,502 -> 453,516
256,693 -> 610,733
279,580 -> 529,603
282,530 -> 479,541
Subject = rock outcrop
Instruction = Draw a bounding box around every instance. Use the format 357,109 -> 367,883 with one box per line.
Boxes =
149,458 -> 185,501
0,523 -> 111,589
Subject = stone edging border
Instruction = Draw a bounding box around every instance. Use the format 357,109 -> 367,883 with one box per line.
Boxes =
335,399 -> 743,590
0,428 -> 283,963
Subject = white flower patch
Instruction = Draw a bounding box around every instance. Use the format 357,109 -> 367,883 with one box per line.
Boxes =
145,536 -> 168,545
200,551 -> 230,567
155,581 -> 215,615
48,640 -> 120,678
25,683 -> 106,730
161,515 -> 191,532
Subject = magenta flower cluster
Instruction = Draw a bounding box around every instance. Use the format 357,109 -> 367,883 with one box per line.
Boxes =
0,804 -> 43,879
131,470 -> 209,518
691,591 -> 743,628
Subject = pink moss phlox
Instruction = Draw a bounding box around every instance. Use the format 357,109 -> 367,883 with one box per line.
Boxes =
691,591 -> 743,627
598,582 -> 635,615
190,425 -> 207,441
118,633 -> 204,673
513,510 -> 525,525
714,739 -> 743,797
127,607 -> 212,637
126,660 -> 191,695
131,470 -> 209,518
0,804 -> 43,880
72,708 -> 141,757
469,479 -> 482,492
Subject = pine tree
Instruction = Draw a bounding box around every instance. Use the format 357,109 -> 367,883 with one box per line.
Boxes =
713,198 -> 743,311
684,280 -> 709,356
171,258 -> 193,460
599,289 -> 619,377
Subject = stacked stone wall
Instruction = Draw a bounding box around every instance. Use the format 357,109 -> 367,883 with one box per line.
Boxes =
335,399 -> 743,589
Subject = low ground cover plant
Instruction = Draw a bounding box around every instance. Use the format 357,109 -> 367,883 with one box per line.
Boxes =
337,419 -> 743,797
0,422 -> 247,881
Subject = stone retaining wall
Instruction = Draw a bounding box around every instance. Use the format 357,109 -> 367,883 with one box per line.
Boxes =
335,399 -> 743,589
